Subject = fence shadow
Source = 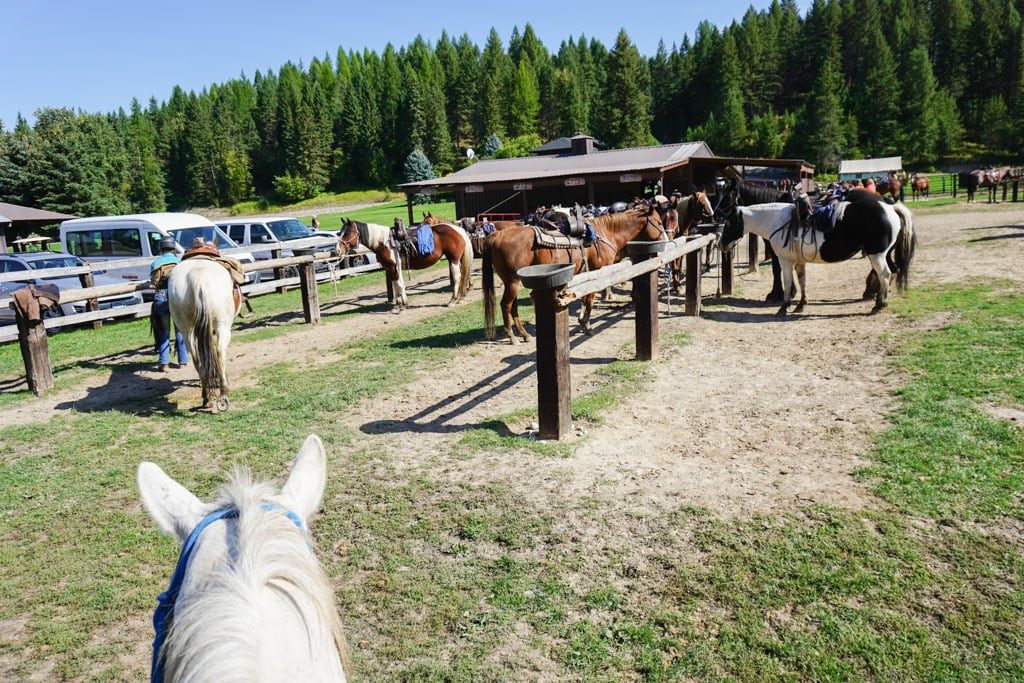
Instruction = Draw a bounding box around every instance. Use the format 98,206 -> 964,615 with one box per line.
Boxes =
54,361 -> 186,416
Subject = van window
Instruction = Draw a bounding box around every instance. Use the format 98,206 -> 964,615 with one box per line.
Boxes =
226,225 -> 246,243
252,226 -> 276,244
66,228 -> 142,257
147,232 -> 163,257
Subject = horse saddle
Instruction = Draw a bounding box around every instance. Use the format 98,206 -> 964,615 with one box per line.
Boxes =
182,249 -> 246,287
792,193 -> 839,240
391,224 -> 434,259
532,205 -> 596,245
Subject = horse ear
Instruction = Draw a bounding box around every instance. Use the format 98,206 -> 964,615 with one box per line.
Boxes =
137,462 -> 209,542
280,434 -> 327,522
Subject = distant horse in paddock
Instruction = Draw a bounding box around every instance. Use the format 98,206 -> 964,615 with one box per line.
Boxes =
911,174 -> 930,200
138,435 -> 349,682
719,195 -> 915,316
962,166 -> 1014,202
482,200 -> 675,343
338,218 -> 473,310
168,256 -> 242,412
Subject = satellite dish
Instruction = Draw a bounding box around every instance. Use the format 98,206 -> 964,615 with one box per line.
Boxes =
466,148 -> 475,159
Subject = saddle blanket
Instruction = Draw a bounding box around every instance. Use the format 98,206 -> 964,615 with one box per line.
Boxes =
532,226 -> 593,251
416,225 -> 434,257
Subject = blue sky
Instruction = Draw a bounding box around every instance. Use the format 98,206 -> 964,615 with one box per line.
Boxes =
2,0 -> 795,127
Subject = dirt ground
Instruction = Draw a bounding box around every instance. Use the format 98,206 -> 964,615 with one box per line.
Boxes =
2,203 -> 1022,520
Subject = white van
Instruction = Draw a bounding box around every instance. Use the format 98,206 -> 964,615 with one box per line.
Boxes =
60,213 -> 259,286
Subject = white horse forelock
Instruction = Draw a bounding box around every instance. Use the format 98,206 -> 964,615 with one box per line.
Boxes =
161,470 -> 347,682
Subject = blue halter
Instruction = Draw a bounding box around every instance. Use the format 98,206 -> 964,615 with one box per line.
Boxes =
151,503 -> 306,682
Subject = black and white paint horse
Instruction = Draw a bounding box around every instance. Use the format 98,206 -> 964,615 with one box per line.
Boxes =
719,197 -> 915,315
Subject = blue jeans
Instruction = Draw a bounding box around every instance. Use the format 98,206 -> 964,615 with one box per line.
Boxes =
153,291 -> 187,365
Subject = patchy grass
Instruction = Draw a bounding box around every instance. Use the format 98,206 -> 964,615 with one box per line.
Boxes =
226,188 -> 396,216
312,200 -> 458,232
1,282 -> 1023,680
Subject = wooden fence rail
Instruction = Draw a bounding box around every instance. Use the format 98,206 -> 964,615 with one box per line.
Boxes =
3,249 -> 383,395
520,231 -> 725,440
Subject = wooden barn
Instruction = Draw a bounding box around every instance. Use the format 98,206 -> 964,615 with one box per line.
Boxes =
838,156 -> 903,182
400,138 -> 814,222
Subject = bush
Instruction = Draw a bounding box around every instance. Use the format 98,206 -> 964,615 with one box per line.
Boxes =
494,133 -> 542,159
272,173 -> 318,203
481,133 -> 502,157
404,150 -> 435,183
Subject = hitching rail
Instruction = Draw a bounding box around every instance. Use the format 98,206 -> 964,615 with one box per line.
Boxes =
521,231 -> 732,440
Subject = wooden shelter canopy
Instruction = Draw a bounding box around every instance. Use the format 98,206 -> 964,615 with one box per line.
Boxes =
0,202 -> 77,254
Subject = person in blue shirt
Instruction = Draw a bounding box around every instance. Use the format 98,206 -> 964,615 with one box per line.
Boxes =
150,237 -> 188,372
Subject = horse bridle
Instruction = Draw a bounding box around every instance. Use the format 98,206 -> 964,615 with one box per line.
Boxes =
338,222 -> 360,254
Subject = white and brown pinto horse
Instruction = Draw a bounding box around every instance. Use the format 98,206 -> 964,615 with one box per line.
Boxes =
168,257 -> 242,412
719,196 -> 915,315
338,219 -> 473,311
138,435 -> 349,682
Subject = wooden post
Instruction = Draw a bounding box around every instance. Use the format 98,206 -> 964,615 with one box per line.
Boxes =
747,233 -> 759,273
1002,182 -> 1008,202
15,309 -> 53,396
684,246 -> 703,316
271,248 -> 286,293
78,271 -> 101,329
534,286 -> 571,440
721,245 -> 734,295
952,173 -> 958,198
1013,180 -> 1019,203
298,261 -> 320,324
406,194 -> 415,226
628,242 -> 663,361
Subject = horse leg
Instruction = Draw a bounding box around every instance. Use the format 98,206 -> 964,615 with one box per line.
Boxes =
775,259 -> 795,316
765,245 -> 788,302
868,253 -> 892,313
216,318 -> 232,397
671,256 -> 683,295
579,293 -> 595,334
793,263 -> 808,313
863,269 -> 880,300
501,281 -> 519,344
512,295 -> 531,342
447,259 -> 460,306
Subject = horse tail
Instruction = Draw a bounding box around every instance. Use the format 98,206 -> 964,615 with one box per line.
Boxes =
891,203 -> 916,293
482,237 -> 496,340
189,270 -> 225,392
452,224 -> 473,297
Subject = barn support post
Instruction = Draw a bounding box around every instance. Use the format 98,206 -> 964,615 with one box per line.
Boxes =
406,193 -> 414,226
747,233 -> 759,273
533,285 -> 571,440
721,245 -> 734,295
15,310 -> 53,396
298,261 -> 320,325
1013,180 -> 1019,202
684,244 -> 703,316
628,242 -> 663,361
78,271 -> 101,329
953,174 -> 958,198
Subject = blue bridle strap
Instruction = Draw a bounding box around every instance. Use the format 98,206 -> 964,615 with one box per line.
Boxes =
151,503 -> 306,682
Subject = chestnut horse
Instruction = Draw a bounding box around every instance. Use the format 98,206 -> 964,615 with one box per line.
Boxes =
875,172 -> 903,201
910,173 -> 930,200
483,201 -> 674,344
338,218 -> 473,310
667,190 -> 715,293
962,166 -> 1014,202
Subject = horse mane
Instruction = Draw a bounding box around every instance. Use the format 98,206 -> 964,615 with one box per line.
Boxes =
736,178 -> 788,205
591,209 -> 650,236
353,221 -> 391,250
161,470 -> 348,681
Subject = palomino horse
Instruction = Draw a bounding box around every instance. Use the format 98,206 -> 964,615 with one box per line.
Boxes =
719,195 -> 915,315
911,174 -> 930,200
138,435 -> 349,682
483,200 -> 674,344
338,218 -> 473,310
962,166 -> 1014,202
168,257 -> 241,412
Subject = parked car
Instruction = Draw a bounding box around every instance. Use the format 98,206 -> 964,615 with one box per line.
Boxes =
215,217 -> 376,274
0,252 -> 145,323
59,213 -> 259,291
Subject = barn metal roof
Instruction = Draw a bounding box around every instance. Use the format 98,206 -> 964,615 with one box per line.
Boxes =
402,141 -> 715,189
837,156 -> 903,177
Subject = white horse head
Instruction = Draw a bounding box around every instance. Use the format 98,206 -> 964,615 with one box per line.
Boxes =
138,435 -> 348,682
168,258 -> 239,411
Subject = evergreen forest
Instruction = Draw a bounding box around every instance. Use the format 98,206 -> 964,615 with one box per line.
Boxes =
1,0 -> 1022,216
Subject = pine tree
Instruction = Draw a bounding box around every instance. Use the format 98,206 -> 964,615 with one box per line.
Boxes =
476,29 -> 510,141
798,47 -> 848,171
481,133 -> 502,156
599,30 -> 652,148
507,58 -> 540,137
850,5 -> 901,156
124,99 -> 167,211
901,45 -> 940,164
403,149 -> 435,183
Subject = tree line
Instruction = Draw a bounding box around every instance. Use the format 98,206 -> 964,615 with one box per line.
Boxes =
1,0 -> 1022,217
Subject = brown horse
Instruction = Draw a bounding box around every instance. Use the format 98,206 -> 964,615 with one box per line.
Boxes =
910,174 -> 930,200
338,218 -> 473,310
482,201 -> 674,344
875,172 -> 903,201
668,190 -> 715,293
963,166 -> 1014,202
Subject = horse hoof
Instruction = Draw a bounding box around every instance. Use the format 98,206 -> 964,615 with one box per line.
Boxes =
775,306 -> 789,317
213,396 -> 230,413
765,290 -> 784,303
794,304 -> 805,313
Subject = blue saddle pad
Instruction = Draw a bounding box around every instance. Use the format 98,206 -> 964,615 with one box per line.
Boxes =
417,225 -> 435,256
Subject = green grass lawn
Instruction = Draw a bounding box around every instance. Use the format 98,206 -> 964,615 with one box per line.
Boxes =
226,188 -> 398,216
1,281 -> 1023,680
307,200 -> 457,231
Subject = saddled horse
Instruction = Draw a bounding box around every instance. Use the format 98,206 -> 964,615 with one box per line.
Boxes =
138,434 -> 349,682
962,166 -> 1014,202
337,218 -> 473,310
168,255 -> 242,412
719,195 -> 915,315
911,173 -> 930,200
875,172 -> 903,201
663,190 -> 714,292
721,178 -> 792,301
483,200 -> 675,343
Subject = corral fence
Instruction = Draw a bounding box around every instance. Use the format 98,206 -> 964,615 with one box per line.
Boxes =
519,228 -> 728,440
904,172 -> 1024,201
2,236 -> 381,395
